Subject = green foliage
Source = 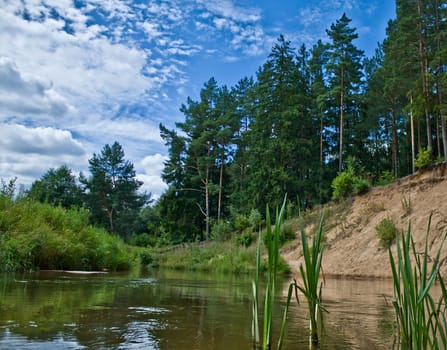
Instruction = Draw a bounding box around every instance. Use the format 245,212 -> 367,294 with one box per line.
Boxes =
234,213 -> 251,231
332,164 -> 371,200
353,177 -> 371,195
280,223 -> 295,244
234,230 -> 253,247
81,142 -> 149,238
28,165 -> 83,209
376,218 -> 397,249
252,197 -> 289,350
139,249 -> 160,268
295,213 -> 326,346
1,177 -> 18,199
128,232 -> 156,247
331,168 -> 355,199
0,197 -> 134,272
248,208 -> 262,229
210,220 -> 233,241
377,170 -> 395,186
401,195 -> 412,217
153,241 -> 270,275
389,219 -> 447,349
414,147 -> 432,170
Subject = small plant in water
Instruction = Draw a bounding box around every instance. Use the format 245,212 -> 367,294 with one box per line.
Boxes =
295,213 -> 326,348
252,197 -> 291,350
389,216 -> 447,349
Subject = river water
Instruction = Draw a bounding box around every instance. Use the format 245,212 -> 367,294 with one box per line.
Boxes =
0,270 -> 395,349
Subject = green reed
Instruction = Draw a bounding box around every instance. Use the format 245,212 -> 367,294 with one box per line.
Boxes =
389,216 -> 446,349
295,213 -> 326,348
252,197 -> 289,350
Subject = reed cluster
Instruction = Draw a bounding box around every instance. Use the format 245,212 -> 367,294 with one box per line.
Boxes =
389,217 -> 447,349
252,198 -> 290,350
295,214 -> 326,347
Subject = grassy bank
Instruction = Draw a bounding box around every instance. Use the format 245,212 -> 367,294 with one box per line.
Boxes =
0,195 -> 292,275
143,239 -> 291,275
0,197 -> 136,272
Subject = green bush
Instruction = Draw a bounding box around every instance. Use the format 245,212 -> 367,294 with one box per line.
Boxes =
248,209 -> 262,229
414,147 -> 432,169
332,166 -> 371,200
280,223 -> 296,243
211,221 -> 233,241
332,169 -> 355,200
234,230 -> 253,247
376,218 -> 398,249
234,213 -> 251,231
353,177 -> 371,195
377,170 -> 395,186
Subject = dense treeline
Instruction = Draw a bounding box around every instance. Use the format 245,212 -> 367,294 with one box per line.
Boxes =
155,4 -> 447,242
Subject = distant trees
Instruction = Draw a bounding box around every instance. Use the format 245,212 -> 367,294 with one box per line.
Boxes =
28,165 -> 83,209
28,142 -> 149,239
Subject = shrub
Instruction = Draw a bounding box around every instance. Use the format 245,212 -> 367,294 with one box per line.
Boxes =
139,249 -> 159,268
353,177 -> 371,195
280,223 -> 296,243
128,232 -> 156,247
332,169 -> 355,200
414,147 -> 432,169
332,166 -> 371,200
248,209 -> 262,230
376,218 -> 398,249
234,230 -> 253,247
234,214 -> 251,231
377,170 -> 395,186
211,220 -> 233,241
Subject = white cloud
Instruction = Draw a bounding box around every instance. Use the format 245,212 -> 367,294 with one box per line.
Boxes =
0,123 -> 88,184
0,57 -> 71,119
197,0 -> 261,23
138,153 -> 169,199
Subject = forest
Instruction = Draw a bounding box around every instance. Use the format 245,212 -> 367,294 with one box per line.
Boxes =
1,1 -> 446,253
155,2 -> 447,242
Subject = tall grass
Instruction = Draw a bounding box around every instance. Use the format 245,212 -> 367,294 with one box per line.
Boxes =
252,197 -> 290,350
295,213 -> 326,347
389,217 -> 447,349
0,196 -> 134,271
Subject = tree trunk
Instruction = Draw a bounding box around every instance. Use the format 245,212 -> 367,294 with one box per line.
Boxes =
391,108 -> 398,178
417,0 -> 432,152
205,142 -> 211,240
442,115 -> 447,159
339,66 -> 344,172
410,98 -> 415,174
108,208 -> 114,233
320,108 -> 323,164
217,150 -> 224,222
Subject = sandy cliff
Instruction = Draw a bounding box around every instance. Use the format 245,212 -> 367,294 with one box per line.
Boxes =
283,162 -> 447,279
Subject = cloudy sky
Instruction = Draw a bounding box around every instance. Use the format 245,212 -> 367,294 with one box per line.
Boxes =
0,0 -> 395,199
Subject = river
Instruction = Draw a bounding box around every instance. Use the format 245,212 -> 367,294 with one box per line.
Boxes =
0,270 -> 395,349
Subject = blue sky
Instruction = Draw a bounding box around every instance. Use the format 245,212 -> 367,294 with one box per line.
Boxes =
0,0 -> 395,199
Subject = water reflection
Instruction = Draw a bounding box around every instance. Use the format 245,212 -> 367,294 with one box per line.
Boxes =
0,271 -> 395,349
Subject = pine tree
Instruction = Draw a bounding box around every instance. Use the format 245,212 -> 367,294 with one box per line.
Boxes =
81,142 -> 147,237
325,13 -> 364,172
